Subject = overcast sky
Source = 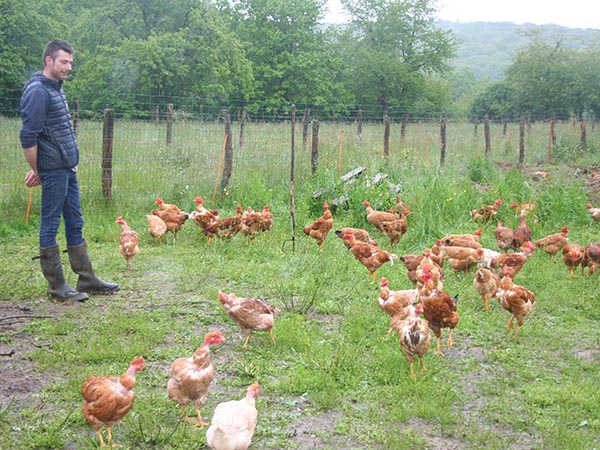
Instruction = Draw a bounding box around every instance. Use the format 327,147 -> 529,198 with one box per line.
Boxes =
324,0 -> 600,29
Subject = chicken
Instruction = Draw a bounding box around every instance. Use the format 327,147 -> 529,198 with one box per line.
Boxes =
241,206 -> 265,242
146,213 -> 167,244
116,216 -> 139,270
511,199 -> 535,219
81,356 -> 145,448
415,248 -> 444,291
303,200 -> 333,251
258,205 -> 274,232
562,243 -> 585,277
583,242 -> 600,275
439,230 -> 483,249
378,277 -> 418,334
442,245 -> 484,273
156,196 -> 182,213
471,199 -> 503,222
206,382 -> 260,450
473,267 -> 500,311
491,241 -> 535,278
534,226 -> 568,258
189,196 -> 221,243
217,205 -> 244,240
478,247 -> 501,269
341,229 -> 398,280
335,227 -> 375,249
511,216 -> 533,251
363,200 -> 399,232
397,302 -> 431,378
496,267 -> 536,338
418,268 -> 459,356
217,291 -> 280,348
586,204 -> 600,222
380,210 -> 410,245
152,209 -> 189,242
494,222 -> 514,252
167,331 -> 223,427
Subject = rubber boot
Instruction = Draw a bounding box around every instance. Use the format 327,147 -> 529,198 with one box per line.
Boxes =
67,240 -> 120,294
39,245 -> 88,302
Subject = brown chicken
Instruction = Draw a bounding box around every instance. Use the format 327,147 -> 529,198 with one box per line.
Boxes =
167,331 -> 223,427
494,222 -> 514,252
218,291 -> 280,348
378,277 -> 418,334
81,356 -> 145,448
342,229 -> 398,280
116,216 -> 140,270
217,205 -> 244,240
473,267 -> 500,311
511,199 -> 535,219
562,243 -> 585,277
259,205 -> 274,232
397,302 -> 431,378
442,245 -> 484,273
387,195 -> 410,215
511,216 -> 533,251
363,200 -> 399,232
586,204 -> 600,222
146,213 -> 167,244
583,242 -> 600,275
415,248 -> 444,292
240,206 -> 265,241
491,241 -> 535,278
439,230 -> 483,249
156,196 -> 182,213
206,382 -> 260,450
335,227 -> 375,249
189,196 -> 221,243
303,201 -> 333,251
380,210 -> 410,245
496,267 -> 536,338
471,199 -> 503,222
535,226 -> 568,258
152,209 -> 189,242
418,268 -> 459,356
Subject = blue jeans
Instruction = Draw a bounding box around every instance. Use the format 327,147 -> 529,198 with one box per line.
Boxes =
39,169 -> 84,248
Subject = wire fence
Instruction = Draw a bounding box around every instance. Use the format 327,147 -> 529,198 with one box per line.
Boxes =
2,99 -> 599,221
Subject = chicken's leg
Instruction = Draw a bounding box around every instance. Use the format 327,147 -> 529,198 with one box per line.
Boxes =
434,337 -> 444,355
483,295 -> 490,311
194,406 -> 209,427
269,329 -> 276,346
446,328 -> 455,348
94,428 -> 106,447
419,356 -> 427,372
242,332 -> 253,348
409,361 -> 416,378
106,426 -> 113,447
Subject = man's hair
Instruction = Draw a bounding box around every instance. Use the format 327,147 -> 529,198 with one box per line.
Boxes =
43,39 -> 74,63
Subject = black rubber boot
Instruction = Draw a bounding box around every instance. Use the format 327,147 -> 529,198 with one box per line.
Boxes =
67,240 -> 120,294
39,245 -> 88,302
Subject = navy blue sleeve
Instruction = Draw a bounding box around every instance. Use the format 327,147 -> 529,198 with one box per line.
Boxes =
20,85 -> 48,149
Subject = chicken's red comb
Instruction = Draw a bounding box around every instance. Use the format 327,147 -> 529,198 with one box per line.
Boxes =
380,277 -> 389,287
155,197 -> 163,204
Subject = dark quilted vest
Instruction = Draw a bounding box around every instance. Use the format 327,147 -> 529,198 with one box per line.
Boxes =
23,76 -> 79,171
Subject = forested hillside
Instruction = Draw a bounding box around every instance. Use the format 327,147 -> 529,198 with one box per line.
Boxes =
438,21 -> 600,80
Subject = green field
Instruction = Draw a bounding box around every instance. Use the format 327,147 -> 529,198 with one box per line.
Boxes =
1,117 -> 599,449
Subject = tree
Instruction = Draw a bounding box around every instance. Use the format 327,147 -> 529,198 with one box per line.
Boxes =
339,0 -> 456,119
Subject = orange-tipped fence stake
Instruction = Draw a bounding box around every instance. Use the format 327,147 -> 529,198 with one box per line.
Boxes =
25,187 -> 34,223
212,132 -> 229,204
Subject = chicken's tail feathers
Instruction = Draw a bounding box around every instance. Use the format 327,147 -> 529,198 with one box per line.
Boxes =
452,294 -> 459,304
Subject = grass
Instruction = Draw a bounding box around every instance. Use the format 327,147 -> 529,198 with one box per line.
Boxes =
0,118 -> 599,449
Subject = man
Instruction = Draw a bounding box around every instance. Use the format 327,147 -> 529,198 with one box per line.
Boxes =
20,39 -> 119,301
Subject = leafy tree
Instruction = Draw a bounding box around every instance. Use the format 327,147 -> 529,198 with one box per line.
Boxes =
339,0 -> 456,119
469,80 -> 517,121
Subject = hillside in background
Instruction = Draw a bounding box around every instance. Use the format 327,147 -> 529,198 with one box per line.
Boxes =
437,21 -> 600,80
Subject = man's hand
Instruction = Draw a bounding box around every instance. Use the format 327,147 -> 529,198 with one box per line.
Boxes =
25,169 -> 41,187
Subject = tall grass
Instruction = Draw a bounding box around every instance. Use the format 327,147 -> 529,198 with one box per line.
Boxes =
0,117 -> 599,449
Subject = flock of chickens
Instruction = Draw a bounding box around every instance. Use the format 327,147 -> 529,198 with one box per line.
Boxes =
84,193 -> 599,448
302,196 -> 600,378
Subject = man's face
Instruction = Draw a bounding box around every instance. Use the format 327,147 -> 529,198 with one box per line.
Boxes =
44,49 -> 73,81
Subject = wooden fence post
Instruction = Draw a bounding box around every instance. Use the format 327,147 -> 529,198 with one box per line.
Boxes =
383,114 -> 390,160
311,119 -> 319,174
519,115 -> 526,166
502,115 -> 508,136
72,97 -> 79,138
239,107 -> 247,151
473,114 -> 478,137
401,112 -> 409,145
357,109 -> 363,144
166,103 -> 173,145
580,117 -> 587,150
302,108 -> 311,146
440,114 -> 447,166
220,110 -> 233,192
152,105 -> 159,125
290,104 -> 296,252
102,108 -> 115,202
484,115 -> 491,156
